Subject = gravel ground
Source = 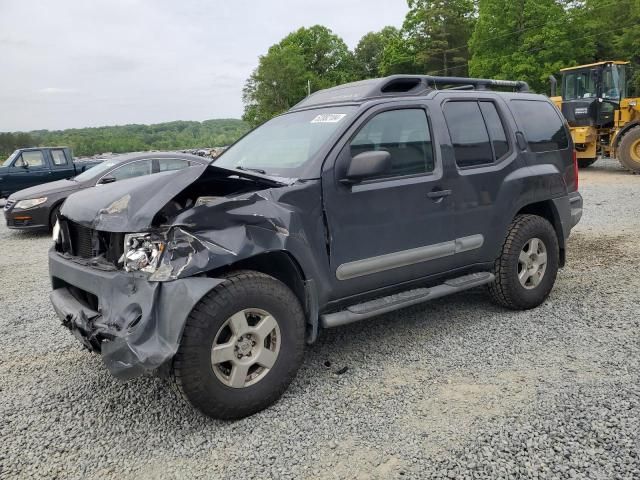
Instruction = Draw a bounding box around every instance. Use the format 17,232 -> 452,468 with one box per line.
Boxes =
1,158 -> 638,479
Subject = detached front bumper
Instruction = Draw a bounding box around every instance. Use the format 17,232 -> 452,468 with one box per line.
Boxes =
49,248 -> 223,379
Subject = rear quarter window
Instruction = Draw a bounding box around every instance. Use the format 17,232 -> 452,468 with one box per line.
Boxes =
510,100 -> 569,152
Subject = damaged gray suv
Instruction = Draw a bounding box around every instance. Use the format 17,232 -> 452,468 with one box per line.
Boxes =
49,75 -> 583,419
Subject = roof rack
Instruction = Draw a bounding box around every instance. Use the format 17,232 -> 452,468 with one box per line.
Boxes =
293,75 -> 530,110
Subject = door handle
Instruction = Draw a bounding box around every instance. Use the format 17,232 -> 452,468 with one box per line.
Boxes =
427,189 -> 452,199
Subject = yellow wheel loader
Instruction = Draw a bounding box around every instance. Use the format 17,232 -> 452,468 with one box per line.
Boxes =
550,61 -> 640,172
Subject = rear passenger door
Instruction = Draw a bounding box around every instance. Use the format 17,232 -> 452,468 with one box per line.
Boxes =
439,97 -> 522,266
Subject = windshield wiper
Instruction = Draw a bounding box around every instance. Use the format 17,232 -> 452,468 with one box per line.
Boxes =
235,165 -> 266,174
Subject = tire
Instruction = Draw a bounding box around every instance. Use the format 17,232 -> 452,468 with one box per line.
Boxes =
489,214 -> 559,310
577,158 -> 597,168
618,126 -> 640,173
171,270 -> 306,419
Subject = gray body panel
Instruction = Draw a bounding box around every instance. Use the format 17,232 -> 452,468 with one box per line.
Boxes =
48,80 -> 583,378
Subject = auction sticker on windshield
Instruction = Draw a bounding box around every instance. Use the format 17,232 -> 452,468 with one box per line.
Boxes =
310,113 -> 347,123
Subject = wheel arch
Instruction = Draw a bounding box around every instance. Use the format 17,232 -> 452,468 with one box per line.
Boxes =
205,250 -> 319,342
613,121 -> 640,150
516,200 -> 566,267
49,198 -> 66,228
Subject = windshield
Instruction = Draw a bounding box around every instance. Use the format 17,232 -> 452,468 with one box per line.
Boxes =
214,106 -> 357,177
2,150 -> 19,167
602,64 -> 622,100
73,160 -> 118,182
563,70 -> 597,100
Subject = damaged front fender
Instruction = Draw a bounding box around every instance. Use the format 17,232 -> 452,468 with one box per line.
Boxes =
149,189 -> 311,281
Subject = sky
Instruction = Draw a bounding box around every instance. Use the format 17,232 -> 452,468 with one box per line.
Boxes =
0,0 -> 408,132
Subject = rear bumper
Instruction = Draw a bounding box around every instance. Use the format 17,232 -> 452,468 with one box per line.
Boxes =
568,191 -> 583,229
49,248 -> 223,379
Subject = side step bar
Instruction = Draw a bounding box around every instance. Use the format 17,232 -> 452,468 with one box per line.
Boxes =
320,272 -> 494,329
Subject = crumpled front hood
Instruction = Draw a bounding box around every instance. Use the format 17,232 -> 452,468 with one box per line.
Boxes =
9,179 -> 82,200
60,164 -> 289,232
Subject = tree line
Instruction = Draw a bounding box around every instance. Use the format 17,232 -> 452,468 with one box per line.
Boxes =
0,119 -> 249,159
242,0 -> 640,126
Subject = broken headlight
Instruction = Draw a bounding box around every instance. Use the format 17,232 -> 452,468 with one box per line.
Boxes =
122,233 -> 165,273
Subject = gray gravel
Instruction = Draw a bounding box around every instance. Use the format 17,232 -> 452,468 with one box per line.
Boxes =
1,158 -> 639,479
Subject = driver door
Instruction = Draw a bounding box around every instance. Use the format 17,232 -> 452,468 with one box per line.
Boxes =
10,151 -> 48,192
322,105 -> 455,300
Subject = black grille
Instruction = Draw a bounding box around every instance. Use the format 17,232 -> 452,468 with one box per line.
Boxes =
61,220 -> 124,265
68,222 -> 96,258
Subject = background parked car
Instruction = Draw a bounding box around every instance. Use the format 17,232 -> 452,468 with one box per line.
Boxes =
3,151 -> 209,231
0,147 -> 102,198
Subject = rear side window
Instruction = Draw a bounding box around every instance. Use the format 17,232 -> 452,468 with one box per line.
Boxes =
158,158 -> 190,172
511,100 -> 569,152
51,149 -> 68,166
443,101 -> 494,167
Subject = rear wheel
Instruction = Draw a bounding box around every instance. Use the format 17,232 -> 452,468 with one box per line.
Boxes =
618,127 -> 640,173
171,271 -> 306,419
489,214 -> 559,310
577,158 -> 597,168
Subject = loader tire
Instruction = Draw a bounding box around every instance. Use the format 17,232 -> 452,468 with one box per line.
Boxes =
618,127 -> 640,173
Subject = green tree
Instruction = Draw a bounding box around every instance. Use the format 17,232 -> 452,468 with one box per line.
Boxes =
469,0 -> 589,92
0,132 -> 34,158
242,25 -> 354,126
381,0 -> 476,76
1,119 -> 248,158
353,27 -> 401,78
574,0 -> 640,92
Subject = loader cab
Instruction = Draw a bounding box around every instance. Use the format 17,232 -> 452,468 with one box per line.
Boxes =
560,61 -> 630,128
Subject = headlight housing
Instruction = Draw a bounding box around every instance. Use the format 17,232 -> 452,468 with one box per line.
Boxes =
14,197 -> 47,209
122,233 -> 165,273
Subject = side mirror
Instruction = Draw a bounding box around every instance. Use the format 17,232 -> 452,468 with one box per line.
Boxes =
20,162 -> 29,169
98,176 -> 116,185
342,150 -> 391,184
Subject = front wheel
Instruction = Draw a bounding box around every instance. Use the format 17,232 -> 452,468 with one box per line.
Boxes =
171,271 -> 306,419
489,215 -> 559,310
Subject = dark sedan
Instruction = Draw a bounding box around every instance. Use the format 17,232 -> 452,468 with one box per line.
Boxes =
3,152 -> 209,231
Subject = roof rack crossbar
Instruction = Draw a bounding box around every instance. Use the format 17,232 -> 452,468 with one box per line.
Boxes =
418,75 -> 529,92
